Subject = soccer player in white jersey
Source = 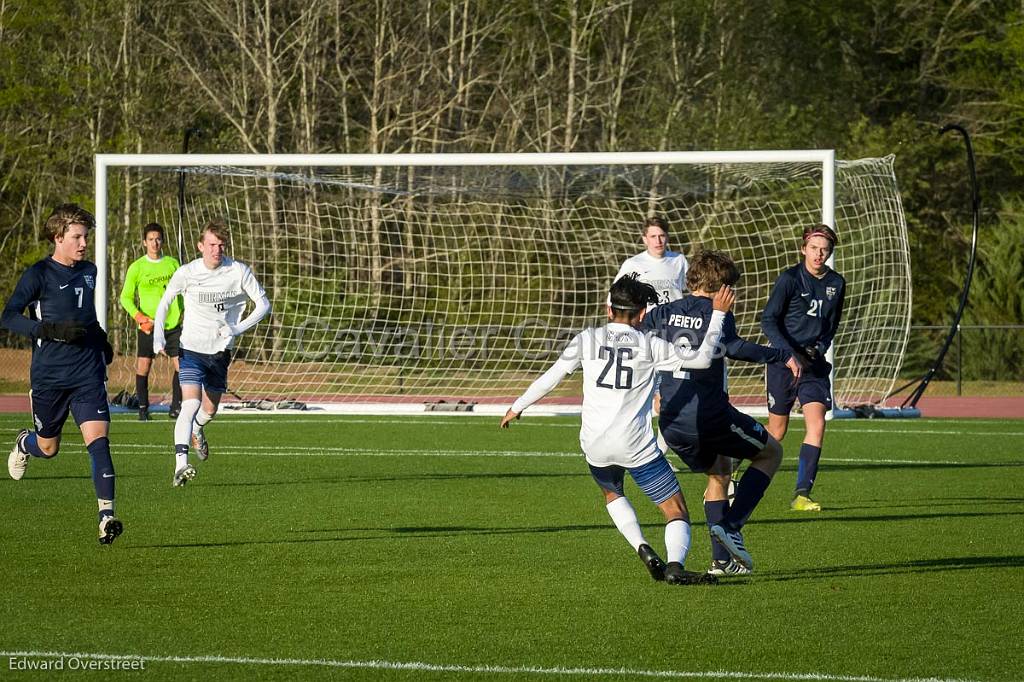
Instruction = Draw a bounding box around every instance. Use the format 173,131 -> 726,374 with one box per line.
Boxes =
613,216 -> 690,469
612,217 -> 688,306
152,219 -> 271,486
501,275 -> 734,585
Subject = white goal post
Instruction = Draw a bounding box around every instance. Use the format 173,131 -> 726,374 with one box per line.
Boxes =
94,151 -> 909,414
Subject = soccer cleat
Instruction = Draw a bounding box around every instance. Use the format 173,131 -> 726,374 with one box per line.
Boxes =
665,562 -> 719,585
173,463 -> 197,487
168,406 -> 180,419
707,558 -> 753,577
8,428 -> 29,481
710,524 -> 754,571
98,515 -> 124,545
791,494 -> 822,512
191,430 -> 209,461
637,543 -> 666,581
138,408 -> 150,422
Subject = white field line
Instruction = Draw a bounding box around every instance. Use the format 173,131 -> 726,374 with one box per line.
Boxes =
0,413 -> 1019,433
0,650 -> 982,682
107,442 -> 975,466
823,428 -> 1024,437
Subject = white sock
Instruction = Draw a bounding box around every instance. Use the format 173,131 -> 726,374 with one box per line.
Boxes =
98,499 -> 114,515
175,398 -> 202,467
606,496 -> 647,551
193,409 -> 213,434
664,519 -> 691,565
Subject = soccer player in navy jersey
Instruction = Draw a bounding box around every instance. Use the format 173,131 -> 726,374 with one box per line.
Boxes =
644,250 -> 798,574
761,224 -> 846,512
2,203 -> 121,544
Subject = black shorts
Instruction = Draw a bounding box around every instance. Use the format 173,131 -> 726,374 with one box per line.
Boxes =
766,359 -> 832,415
660,405 -> 769,474
30,384 -> 110,438
138,326 -> 181,359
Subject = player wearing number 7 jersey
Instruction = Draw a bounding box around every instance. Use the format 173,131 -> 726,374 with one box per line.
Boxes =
762,224 -> 845,512
153,219 -> 271,488
2,203 -> 122,544
501,275 -> 734,585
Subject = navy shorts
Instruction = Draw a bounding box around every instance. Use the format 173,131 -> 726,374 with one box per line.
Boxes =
179,348 -> 231,394
138,326 -> 181,359
766,359 -> 832,415
589,455 -> 681,505
30,384 -> 110,438
660,405 -> 769,473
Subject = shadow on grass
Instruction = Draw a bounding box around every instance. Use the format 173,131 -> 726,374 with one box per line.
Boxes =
199,471 -> 590,487
132,522 -> 613,549
760,555 -> 1024,582
752,509 -> 1024,525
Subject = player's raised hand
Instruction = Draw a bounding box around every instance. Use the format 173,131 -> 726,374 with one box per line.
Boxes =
712,285 -> 735,312
499,408 -> 521,429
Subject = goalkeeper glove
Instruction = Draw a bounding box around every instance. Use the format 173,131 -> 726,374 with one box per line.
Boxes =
134,311 -> 154,334
35,321 -> 86,343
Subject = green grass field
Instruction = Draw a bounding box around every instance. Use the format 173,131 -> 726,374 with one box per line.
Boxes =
1,412 -> 1022,681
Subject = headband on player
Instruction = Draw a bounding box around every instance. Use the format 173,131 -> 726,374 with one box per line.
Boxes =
803,225 -> 838,246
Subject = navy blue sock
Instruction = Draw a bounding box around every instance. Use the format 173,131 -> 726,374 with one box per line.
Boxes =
23,432 -> 49,458
171,372 -> 182,410
704,499 -> 731,561
796,443 -> 822,495
88,437 -> 115,503
724,468 -> 771,530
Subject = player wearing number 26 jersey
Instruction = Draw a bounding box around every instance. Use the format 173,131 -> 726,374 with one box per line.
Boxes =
511,311 -> 725,468
501,276 -> 734,586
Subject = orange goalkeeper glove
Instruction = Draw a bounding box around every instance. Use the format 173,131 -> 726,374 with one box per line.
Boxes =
134,312 -> 154,334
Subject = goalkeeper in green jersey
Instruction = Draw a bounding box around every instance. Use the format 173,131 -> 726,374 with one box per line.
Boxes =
119,223 -> 183,421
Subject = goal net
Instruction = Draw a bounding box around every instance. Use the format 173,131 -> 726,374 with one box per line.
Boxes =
96,152 -> 911,412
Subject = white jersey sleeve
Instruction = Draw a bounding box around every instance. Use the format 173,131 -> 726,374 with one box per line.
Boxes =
152,266 -> 186,353
222,262 -> 271,337
511,333 -> 584,413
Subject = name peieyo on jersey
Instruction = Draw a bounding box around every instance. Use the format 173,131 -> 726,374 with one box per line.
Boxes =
666,314 -> 703,329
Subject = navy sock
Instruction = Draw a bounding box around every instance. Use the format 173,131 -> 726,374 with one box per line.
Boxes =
135,374 -> 149,411
23,432 -> 48,458
87,437 -> 115,502
796,443 -> 822,495
704,499 -> 731,561
724,468 -> 771,530
171,372 -> 182,410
